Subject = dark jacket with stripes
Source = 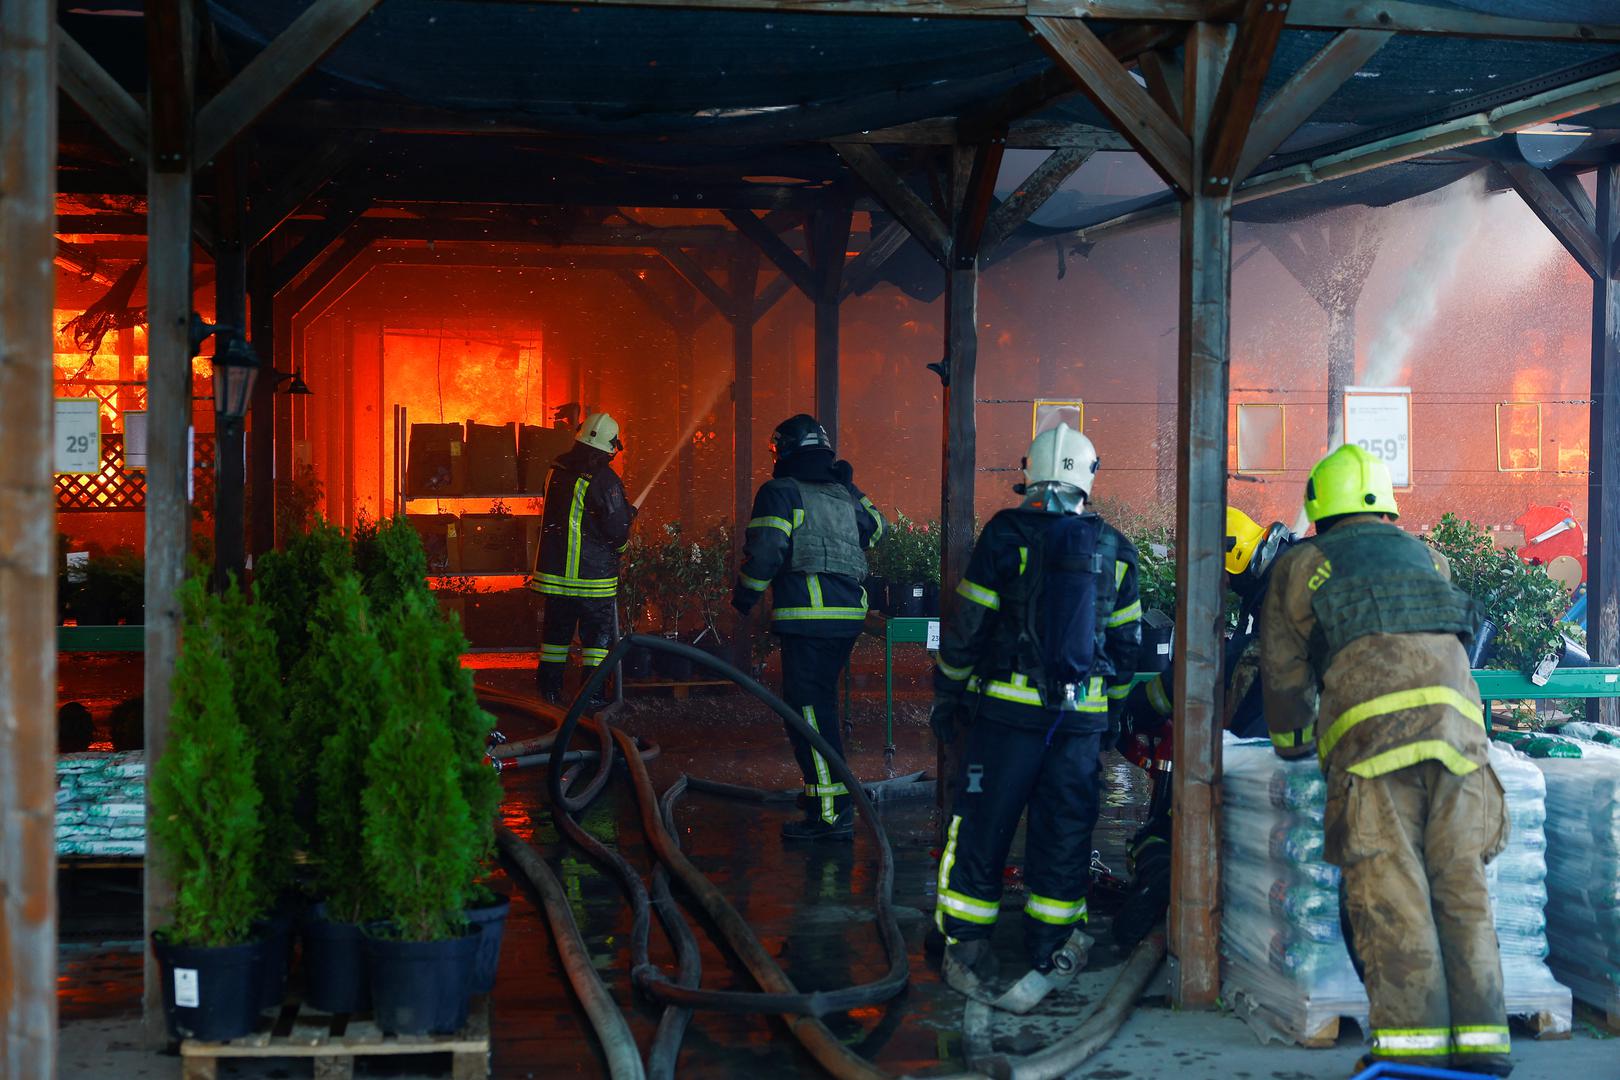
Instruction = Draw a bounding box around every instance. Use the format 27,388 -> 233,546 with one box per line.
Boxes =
733,450 -> 886,637
933,507 -> 1141,735
530,443 -> 634,599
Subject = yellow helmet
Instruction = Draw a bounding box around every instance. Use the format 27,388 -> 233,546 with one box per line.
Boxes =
1304,443 -> 1399,522
1225,507 -> 1269,576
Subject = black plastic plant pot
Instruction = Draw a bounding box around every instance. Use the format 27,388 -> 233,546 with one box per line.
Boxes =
893,583 -> 926,617
301,902 -> 371,1014
464,895 -> 511,994
253,906 -> 297,1012
864,576 -> 889,616
363,924 -> 481,1035
151,931 -> 265,1042
921,582 -> 941,616
1467,618 -> 1498,668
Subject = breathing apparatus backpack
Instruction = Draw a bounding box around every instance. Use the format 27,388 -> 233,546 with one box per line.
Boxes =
990,511 -> 1121,709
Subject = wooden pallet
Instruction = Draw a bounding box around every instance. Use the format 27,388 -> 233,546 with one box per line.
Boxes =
626,678 -> 733,700
179,995 -> 489,1079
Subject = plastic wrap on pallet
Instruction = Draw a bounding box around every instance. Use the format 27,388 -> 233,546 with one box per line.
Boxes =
1531,735 -> 1620,1017
1221,736 -> 1572,1043
55,750 -> 145,857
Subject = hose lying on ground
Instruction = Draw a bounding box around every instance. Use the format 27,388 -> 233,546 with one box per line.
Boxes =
648,776 -> 702,1080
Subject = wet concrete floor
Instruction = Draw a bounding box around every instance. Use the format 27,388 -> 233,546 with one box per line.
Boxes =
54,658 -> 1618,1078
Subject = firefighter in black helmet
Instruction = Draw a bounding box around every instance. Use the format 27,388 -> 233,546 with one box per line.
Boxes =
531,412 -> 634,706
733,414 -> 887,842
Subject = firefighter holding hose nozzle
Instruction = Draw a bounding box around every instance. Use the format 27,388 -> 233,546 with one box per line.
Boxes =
930,423 -> 1141,1014
1110,506 -> 1294,949
732,414 -> 887,843
1260,444 -> 1511,1076
531,412 -> 635,708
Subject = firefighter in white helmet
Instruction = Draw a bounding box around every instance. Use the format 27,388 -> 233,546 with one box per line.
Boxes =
930,423 -> 1141,1013
532,412 -> 634,706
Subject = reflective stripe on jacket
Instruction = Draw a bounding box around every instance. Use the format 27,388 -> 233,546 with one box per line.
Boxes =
1259,515 -> 1488,778
933,507 -> 1140,735
531,444 -> 633,598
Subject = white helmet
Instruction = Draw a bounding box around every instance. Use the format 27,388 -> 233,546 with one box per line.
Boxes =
576,412 -> 622,454
1022,423 -> 1098,502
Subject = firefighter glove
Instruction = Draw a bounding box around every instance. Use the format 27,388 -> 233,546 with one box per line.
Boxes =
929,694 -> 965,745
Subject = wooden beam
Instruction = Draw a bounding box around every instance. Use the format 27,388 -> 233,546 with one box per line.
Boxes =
614,268 -> 685,330
662,246 -> 736,319
1169,17 -> 1230,1012
1591,164 -> 1620,725
145,0 -> 193,172
1280,0 -> 1620,42
730,243 -> 760,671
953,140 -> 1006,265
830,117 -> 1129,150
723,209 -> 817,298
271,192 -> 371,293
1138,48 -> 1184,126
1235,28 -> 1393,181
808,207 -> 852,444
1203,0 -> 1288,193
1500,162 -> 1603,279
1027,15 -> 1193,194
983,146 -> 1093,251
840,219 -> 911,298
752,271 -> 796,321
194,0 -> 384,166
1078,63 -> 1620,245
245,135 -> 370,247
1,3 -> 60,1075
832,142 -> 950,264
57,29 -> 146,165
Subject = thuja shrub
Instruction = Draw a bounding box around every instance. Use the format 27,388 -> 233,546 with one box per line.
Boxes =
354,513 -> 431,613
214,578 -> 294,897
1427,513 -> 1576,672
149,578 -> 267,946
297,575 -> 393,923
256,518 -> 355,677
362,592 -> 480,941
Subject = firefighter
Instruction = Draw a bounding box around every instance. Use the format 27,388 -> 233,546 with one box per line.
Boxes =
731,414 -> 886,842
930,423 -> 1141,1014
1260,443 -> 1510,1076
531,412 -> 635,706
1112,507 -> 1295,947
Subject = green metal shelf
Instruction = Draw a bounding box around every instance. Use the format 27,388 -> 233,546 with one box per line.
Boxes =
57,625 -> 144,652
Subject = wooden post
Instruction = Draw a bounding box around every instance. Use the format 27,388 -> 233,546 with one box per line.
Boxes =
247,246 -> 276,557
214,155 -> 248,589
0,3 -> 59,1075
1591,164 -> 1620,725
731,243 -> 760,668
676,288 -> 698,535
940,264 -> 979,603
1170,20 -> 1233,1009
809,208 -> 852,447
144,0 -> 194,1043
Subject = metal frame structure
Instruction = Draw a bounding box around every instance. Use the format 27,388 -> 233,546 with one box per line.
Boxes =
6,2 -> 1620,1066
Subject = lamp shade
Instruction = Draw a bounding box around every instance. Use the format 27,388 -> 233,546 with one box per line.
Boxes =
213,332 -> 260,420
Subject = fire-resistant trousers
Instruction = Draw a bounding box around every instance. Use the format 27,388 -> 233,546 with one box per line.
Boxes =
538,595 -> 616,689
1326,758 -> 1511,1071
936,719 -> 1102,969
778,633 -> 858,824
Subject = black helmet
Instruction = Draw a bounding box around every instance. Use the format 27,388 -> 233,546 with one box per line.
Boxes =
770,414 -> 832,460
1231,521 -> 1292,598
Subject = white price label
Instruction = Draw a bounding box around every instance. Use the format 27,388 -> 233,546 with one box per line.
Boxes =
1343,388 -> 1411,488
173,967 -> 199,1008
926,620 -> 941,651
55,399 -> 101,475
123,411 -> 147,470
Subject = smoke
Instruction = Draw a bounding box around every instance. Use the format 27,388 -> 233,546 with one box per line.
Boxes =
1360,174 -> 1490,389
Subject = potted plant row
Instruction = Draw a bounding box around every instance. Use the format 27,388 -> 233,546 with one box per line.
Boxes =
149,515 -> 507,1043
868,511 -> 942,617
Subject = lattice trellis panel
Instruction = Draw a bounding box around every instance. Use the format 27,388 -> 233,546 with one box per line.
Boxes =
56,433 -> 216,513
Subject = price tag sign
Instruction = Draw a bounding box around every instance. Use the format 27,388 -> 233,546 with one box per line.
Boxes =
123,410 -> 147,470
55,399 -> 101,474
926,620 -> 941,651
1343,387 -> 1411,488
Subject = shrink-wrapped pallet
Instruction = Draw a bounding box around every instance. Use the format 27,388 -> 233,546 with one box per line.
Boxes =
56,750 -> 145,857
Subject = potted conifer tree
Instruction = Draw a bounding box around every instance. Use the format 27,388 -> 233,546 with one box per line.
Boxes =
360,591 -> 485,1034
149,579 -> 270,1041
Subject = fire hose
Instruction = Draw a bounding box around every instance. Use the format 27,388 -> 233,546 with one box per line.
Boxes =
489,634 -> 1162,1079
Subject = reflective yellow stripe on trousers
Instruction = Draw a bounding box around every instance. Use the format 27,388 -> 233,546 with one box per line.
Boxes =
803,706 -> 838,824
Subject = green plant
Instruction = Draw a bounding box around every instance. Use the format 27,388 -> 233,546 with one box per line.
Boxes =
255,517 -> 355,677
354,513 -> 433,612
1426,513 -> 1577,672
1132,527 -> 1177,615
214,578 -> 294,898
618,533 -> 654,632
870,511 -> 941,585
663,523 -> 732,631
362,592 -> 481,941
148,578 -> 267,947
298,575 -> 393,923
276,463 -> 325,539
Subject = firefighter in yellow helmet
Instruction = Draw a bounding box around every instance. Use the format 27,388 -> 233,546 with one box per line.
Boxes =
532,413 -> 635,707
1259,444 -> 1510,1076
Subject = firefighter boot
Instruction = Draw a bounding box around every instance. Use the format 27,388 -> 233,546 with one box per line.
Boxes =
536,666 -> 565,705
781,795 -> 854,842
993,928 -> 1094,1014
942,939 -> 1001,1003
